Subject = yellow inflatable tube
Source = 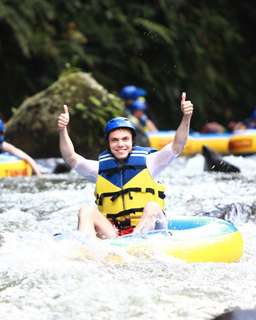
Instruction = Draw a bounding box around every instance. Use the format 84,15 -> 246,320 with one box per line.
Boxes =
55,217 -> 243,263
110,216 -> 243,263
0,153 -> 32,178
148,131 -> 231,156
229,129 -> 256,155
163,229 -> 242,263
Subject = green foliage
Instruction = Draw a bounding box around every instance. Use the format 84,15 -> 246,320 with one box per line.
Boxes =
69,93 -> 123,155
0,0 -> 256,130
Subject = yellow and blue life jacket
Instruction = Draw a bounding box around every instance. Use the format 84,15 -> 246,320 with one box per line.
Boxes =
95,146 -> 166,230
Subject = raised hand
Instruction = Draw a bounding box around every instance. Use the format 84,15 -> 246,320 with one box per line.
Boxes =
58,104 -> 70,131
181,92 -> 193,117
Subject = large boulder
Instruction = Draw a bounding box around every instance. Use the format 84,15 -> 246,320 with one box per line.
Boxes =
5,72 -> 123,159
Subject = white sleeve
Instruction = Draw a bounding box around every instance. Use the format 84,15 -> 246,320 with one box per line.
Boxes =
73,155 -> 99,183
146,143 -> 177,178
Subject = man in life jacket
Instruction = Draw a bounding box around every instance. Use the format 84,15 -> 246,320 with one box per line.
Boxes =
0,118 -> 42,176
57,92 -> 193,238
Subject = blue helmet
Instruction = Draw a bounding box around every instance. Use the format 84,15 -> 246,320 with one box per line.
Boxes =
129,99 -> 147,112
0,118 -> 5,143
104,117 -> 136,138
119,85 -> 147,100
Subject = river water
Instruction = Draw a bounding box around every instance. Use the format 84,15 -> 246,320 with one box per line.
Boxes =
0,154 -> 256,320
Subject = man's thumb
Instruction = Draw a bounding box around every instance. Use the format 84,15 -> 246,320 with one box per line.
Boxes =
181,92 -> 186,103
63,104 -> 69,113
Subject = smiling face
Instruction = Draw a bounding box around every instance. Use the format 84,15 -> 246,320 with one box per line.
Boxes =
108,128 -> 133,160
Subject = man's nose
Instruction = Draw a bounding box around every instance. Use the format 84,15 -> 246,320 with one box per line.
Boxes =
117,139 -> 124,146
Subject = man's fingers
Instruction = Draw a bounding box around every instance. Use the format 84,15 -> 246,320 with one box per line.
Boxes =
183,101 -> 193,115
181,92 -> 186,103
64,104 -> 69,113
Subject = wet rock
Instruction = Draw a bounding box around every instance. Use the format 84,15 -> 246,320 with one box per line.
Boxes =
199,202 -> 256,223
202,145 -> 240,173
37,158 -> 71,174
53,162 -> 71,174
5,72 -> 123,159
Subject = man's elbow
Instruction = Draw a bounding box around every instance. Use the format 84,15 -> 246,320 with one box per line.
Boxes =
171,142 -> 185,156
64,154 -> 78,169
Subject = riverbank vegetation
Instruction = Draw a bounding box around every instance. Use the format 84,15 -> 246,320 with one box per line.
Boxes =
0,1 -> 255,129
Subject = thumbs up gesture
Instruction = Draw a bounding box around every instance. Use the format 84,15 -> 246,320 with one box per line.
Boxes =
57,104 -> 70,131
181,92 -> 193,117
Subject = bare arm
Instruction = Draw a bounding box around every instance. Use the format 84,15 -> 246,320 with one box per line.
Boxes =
146,92 -> 193,176
171,92 -> 193,156
57,105 -> 80,169
2,142 -> 42,176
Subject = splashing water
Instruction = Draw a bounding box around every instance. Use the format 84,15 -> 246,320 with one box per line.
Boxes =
1,155 -> 256,320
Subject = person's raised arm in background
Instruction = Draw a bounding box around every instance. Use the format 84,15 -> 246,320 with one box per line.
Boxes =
0,118 -> 42,176
2,142 -> 42,176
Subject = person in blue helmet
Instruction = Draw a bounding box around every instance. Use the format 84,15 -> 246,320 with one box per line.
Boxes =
119,85 -> 147,109
57,92 -> 193,238
0,118 -> 42,176
128,99 -> 158,132
119,85 -> 156,145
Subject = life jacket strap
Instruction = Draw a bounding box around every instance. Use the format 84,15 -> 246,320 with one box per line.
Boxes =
110,187 -> 141,201
96,187 -> 165,205
96,188 -> 141,205
106,207 -> 144,220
